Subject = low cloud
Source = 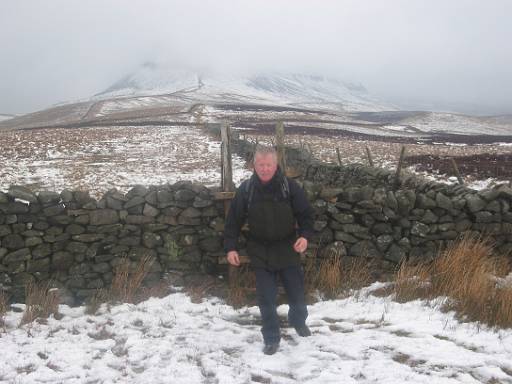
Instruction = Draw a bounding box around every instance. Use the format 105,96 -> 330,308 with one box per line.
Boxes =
1,0 -> 511,115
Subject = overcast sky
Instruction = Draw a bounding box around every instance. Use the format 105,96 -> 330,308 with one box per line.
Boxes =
1,0 -> 511,115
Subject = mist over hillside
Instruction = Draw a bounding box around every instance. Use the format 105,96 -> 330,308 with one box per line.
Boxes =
0,62 -> 510,138
0,114 -> 15,122
95,62 -> 393,112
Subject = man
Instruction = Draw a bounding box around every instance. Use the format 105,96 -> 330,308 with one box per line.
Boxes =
224,145 -> 315,355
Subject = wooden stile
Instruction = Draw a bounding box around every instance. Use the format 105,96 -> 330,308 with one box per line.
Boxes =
220,123 -> 245,281
394,146 -> 406,188
213,191 -> 236,201
275,121 -> 287,174
366,146 -> 374,167
336,147 -> 342,165
450,158 -> 464,185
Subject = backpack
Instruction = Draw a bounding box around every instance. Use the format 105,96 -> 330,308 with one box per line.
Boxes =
244,174 -> 290,212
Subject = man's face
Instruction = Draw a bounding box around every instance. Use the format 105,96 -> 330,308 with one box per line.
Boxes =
254,153 -> 278,183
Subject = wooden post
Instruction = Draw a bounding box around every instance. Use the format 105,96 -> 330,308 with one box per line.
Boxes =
248,138 -> 259,165
206,122 -> 222,138
220,123 -> 238,284
450,158 -> 464,185
394,146 -> 406,188
275,121 -> 287,174
365,146 -> 374,167
335,147 -> 342,165
220,123 -> 234,214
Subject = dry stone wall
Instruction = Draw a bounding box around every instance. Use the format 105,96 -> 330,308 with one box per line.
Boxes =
302,163 -> 512,267
0,182 -> 226,303
1,148 -> 512,303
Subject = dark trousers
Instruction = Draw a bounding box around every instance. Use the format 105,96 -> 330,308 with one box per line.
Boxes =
254,265 -> 308,344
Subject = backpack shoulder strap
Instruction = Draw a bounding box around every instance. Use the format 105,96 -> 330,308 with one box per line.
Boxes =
244,174 -> 290,210
281,176 -> 290,200
243,177 -> 255,211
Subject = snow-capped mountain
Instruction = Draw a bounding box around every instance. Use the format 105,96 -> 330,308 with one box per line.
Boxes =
97,62 -> 200,98
1,62 -> 510,138
96,62 -> 394,112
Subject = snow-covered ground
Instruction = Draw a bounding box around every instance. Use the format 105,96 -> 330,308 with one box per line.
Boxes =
93,96 -> 189,118
1,283 -> 511,383
251,134 -> 512,190
399,112 -> 512,136
1,125 -> 509,197
0,126 -> 251,197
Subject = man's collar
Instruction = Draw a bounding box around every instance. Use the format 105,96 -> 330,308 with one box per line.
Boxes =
252,167 -> 283,186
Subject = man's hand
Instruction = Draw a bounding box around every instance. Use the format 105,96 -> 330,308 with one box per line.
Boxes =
293,237 -> 308,253
227,250 -> 241,266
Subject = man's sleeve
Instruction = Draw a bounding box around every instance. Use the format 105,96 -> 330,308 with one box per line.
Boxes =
223,183 -> 247,253
289,178 -> 315,240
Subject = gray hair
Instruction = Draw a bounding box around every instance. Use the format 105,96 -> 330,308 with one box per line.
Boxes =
253,144 -> 277,160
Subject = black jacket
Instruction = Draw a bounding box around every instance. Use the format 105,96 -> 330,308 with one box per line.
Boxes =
224,170 -> 314,269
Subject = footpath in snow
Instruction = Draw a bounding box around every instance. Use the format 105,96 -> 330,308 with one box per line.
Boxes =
1,283 -> 512,384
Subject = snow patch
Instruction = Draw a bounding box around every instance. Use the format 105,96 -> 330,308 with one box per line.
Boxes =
1,288 -> 511,383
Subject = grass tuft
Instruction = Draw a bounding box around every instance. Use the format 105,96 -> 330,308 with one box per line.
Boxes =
139,280 -> 172,301
85,289 -> 109,315
110,255 -> 154,304
20,280 -> 60,326
227,265 -> 256,308
394,261 -> 432,303
340,257 -> 372,293
317,252 -> 343,299
304,256 -> 319,301
394,234 -> 512,328
309,250 -> 372,300
0,290 -> 8,329
86,256 -> 156,314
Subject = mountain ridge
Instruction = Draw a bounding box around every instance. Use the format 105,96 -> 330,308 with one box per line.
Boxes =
95,62 -> 393,112
0,63 -> 510,138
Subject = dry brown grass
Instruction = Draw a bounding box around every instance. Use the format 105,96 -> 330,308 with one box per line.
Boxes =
185,279 -> 218,304
139,280 -> 172,301
303,256 -> 319,301
86,256 -> 155,314
394,234 -> 512,328
492,286 -> 512,328
0,290 -> 8,328
20,281 -> 60,325
340,257 -> 372,293
110,255 -> 154,304
85,289 -> 109,315
222,253 -> 371,307
227,265 -> 256,308
317,253 -> 343,299
309,251 -> 372,300
394,262 -> 432,303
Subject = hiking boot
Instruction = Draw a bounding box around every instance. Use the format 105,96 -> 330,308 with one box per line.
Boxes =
294,324 -> 311,337
263,342 -> 280,355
